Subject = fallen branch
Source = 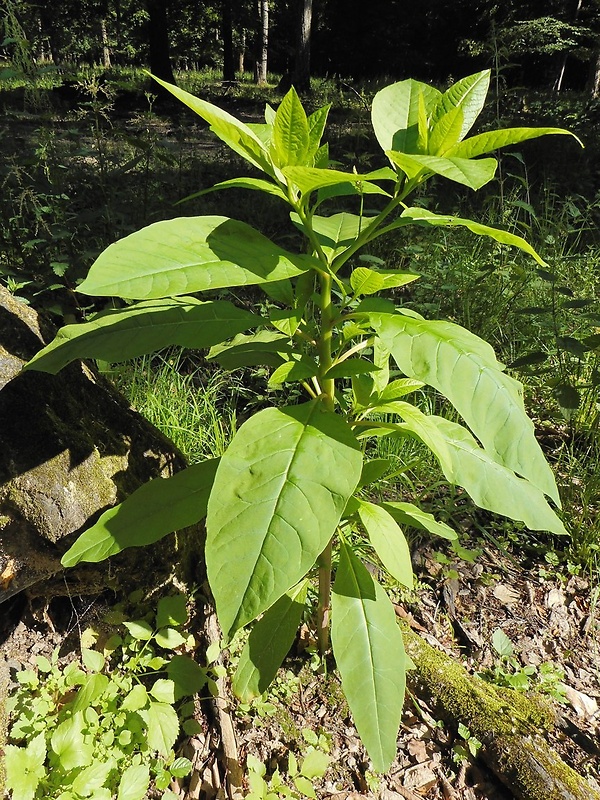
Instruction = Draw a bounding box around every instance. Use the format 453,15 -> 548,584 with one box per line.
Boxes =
402,624 -> 600,800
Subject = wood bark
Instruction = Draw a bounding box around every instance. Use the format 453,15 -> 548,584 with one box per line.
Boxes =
292,0 -> 313,92
221,0 -> 236,82
256,0 -> 269,84
145,0 -> 176,85
100,18 -> 111,68
402,624 -> 600,800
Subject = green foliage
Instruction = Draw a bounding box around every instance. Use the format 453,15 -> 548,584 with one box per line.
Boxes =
4,592 -> 209,800
244,730 -> 331,800
26,69 -> 577,772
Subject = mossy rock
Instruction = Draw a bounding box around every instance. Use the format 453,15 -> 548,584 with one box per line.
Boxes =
0,286 -> 202,605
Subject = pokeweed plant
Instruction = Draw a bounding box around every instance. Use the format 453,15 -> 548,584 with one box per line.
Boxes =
25,70 -> 579,772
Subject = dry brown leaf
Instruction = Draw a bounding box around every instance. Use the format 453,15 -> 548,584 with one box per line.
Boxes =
562,684 -> 599,719
492,583 -> 520,606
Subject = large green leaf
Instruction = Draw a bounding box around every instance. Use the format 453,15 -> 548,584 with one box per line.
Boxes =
371,79 -> 441,154
272,87 -> 310,167
117,764 -> 150,800
384,405 -> 565,535
449,126 -> 582,159
232,581 -> 308,702
307,104 -> 331,162
368,312 -> 560,504
291,212 -> 377,256
139,702 -> 179,756
151,75 -> 273,174
78,216 -> 315,299
61,460 -> 219,567
206,401 -> 362,637
331,542 -> 406,772
356,500 -> 413,588
428,106 -> 464,156
207,330 -> 294,369
25,299 -> 261,374
430,70 -> 491,141
394,207 -> 547,266
386,151 -> 497,190
282,167 -> 390,197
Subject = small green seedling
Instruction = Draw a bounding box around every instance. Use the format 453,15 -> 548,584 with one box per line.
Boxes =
4,593 -> 207,800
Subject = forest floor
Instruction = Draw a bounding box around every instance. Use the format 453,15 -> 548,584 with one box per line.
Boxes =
1,536 -> 598,800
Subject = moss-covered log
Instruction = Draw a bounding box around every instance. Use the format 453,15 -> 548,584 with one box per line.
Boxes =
402,625 -> 600,800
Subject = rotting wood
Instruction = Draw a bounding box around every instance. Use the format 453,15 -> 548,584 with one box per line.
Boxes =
401,623 -> 600,800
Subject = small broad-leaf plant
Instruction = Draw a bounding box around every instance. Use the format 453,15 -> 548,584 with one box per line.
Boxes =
26,70 -> 578,772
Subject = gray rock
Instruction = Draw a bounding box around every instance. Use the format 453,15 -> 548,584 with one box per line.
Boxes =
0,287 -> 191,604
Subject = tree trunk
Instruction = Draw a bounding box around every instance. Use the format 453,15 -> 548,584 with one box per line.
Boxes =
100,18 -> 111,68
292,0 -> 313,93
221,0 -> 236,81
238,30 -> 246,74
402,624 -> 600,800
589,45 -> 600,98
256,0 -> 269,84
145,0 -> 176,85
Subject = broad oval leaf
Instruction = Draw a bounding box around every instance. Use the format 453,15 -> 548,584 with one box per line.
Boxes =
117,763 -> 150,800
25,299 -> 261,374
206,401 -> 363,637
331,542 -> 406,772
291,212 -> 376,256
371,79 -> 441,154
395,207 -> 548,266
78,217 -> 315,299
61,459 -> 219,567
386,151 -> 497,190
368,312 -> 561,505
357,500 -> 413,588
232,581 -> 308,702
207,330 -> 294,369
140,701 -> 179,756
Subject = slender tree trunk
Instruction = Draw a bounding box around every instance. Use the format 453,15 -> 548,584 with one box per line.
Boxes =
555,0 -> 583,92
292,0 -> 313,92
101,18 -> 111,68
238,30 -> 246,74
145,0 -> 176,84
221,0 -> 236,81
589,44 -> 600,97
256,0 -> 269,84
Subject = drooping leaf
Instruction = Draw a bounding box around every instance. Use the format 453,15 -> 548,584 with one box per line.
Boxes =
449,126 -> 583,159
382,501 -> 457,541
25,299 -> 261,374
268,357 -> 319,386
232,581 -> 308,702
371,79 -> 441,154
324,358 -> 380,379
206,401 -> 362,637
207,330 -> 294,369
272,87 -> 310,167
61,459 -> 219,567
368,312 -> 560,504
386,151 -> 497,190
356,500 -> 413,587
179,177 -> 288,204
357,459 -> 391,488
395,207 -> 547,265
430,70 -> 491,141
331,542 -> 406,772
78,217 -> 315,299
350,267 -> 419,296
151,76 -> 273,174
384,403 -> 566,534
